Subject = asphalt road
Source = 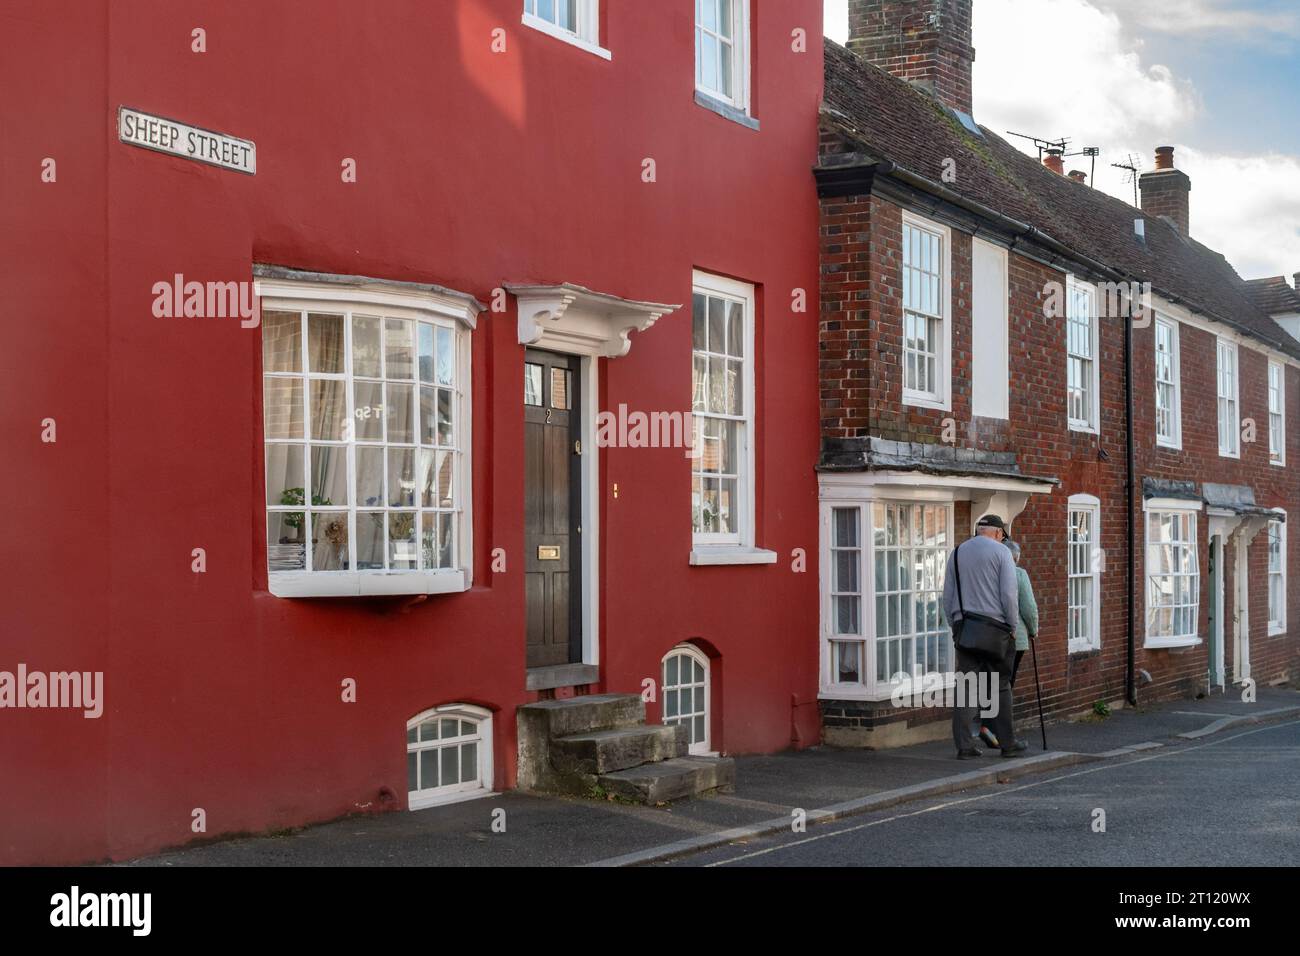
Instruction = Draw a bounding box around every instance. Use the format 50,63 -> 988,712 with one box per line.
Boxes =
666,718 -> 1300,867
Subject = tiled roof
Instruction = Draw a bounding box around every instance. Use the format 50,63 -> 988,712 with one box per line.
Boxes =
1243,276 -> 1300,316
821,40 -> 1300,360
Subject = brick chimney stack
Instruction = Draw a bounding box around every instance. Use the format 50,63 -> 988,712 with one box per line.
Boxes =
1139,146 -> 1191,236
1042,149 -> 1064,175
847,0 -> 975,115
1068,170 -> 1087,184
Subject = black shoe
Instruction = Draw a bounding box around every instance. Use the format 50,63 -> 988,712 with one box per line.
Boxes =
1001,740 -> 1029,758
957,748 -> 983,760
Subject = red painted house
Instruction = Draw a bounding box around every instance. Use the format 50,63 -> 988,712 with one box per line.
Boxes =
1,0 -> 824,865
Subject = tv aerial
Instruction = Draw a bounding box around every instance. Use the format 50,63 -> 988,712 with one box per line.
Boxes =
1111,153 -> 1142,206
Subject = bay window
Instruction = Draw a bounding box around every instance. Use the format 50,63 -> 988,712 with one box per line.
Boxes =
1145,502 -> 1201,647
821,498 -> 953,697
256,269 -> 478,597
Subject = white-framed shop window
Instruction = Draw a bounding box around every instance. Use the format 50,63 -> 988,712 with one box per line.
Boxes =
522,0 -> 609,59
1154,316 -> 1182,448
690,270 -> 760,558
662,644 -> 712,755
406,705 -> 493,810
1217,338 -> 1240,458
1269,360 -> 1286,465
1144,499 -> 1202,648
819,496 -> 954,699
257,272 -> 478,598
901,212 -> 952,411
695,0 -> 751,112
1268,516 -> 1287,636
1066,276 -> 1099,433
1067,494 -> 1102,653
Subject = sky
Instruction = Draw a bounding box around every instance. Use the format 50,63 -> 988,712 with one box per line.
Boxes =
824,0 -> 1300,281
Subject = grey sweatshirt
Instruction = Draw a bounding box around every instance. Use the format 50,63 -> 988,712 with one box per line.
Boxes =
942,534 -> 1019,630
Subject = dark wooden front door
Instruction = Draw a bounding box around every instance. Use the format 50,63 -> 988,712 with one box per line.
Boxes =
524,350 -> 582,669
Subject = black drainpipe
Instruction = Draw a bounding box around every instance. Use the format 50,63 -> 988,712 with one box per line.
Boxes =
1126,307 -> 1138,707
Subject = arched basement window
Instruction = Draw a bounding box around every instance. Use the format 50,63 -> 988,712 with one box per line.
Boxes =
661,644 -> 712,755
406,705 -> 493,810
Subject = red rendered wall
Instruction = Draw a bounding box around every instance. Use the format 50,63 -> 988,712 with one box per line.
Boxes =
0,0 -> 825,865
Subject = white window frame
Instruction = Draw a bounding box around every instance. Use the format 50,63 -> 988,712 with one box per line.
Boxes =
1216,338 -> 1240,458
256,275 -> 478,598
1269,360 -> 1286,465
1268,515 -> 1287,636
690,270 -> 773,565
1154,316 -> 1182,449
819,493 -> 956,701
694,0 -> 751,113
661,644 -> 714,756
1067,494 -> 1102,653
522,0 -> 610,60
406,704 -> 494,810
900,211 -> 952,412
1066,275 -> 1100,434
1143,497 -> 1203,649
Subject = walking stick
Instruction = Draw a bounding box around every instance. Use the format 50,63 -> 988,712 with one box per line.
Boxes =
1030,636 -> 1048,750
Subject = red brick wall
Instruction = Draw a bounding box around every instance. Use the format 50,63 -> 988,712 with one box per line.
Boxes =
1132,318 -> 1299,693
817,174 -> 1297,738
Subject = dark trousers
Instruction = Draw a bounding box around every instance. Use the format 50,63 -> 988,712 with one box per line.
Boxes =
953,645 -> 1014,753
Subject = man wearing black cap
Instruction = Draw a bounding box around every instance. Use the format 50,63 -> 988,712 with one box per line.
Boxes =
942,514 -> 1028,759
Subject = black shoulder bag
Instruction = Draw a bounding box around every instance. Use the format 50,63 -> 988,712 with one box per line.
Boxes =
950,542 -> 1015,670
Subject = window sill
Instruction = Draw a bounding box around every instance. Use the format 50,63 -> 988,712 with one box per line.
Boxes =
902,391 -> 950,412
693,91 -> 759,130
690,546 -> 777,566
1217,449 -> 1241,460
269,569 -> 469,598
1068,640 -> 1101,656
521,13 -> 611,60
409,788 -> 496,812
1156,438 -> 1182,451
819,674 -> 959,703
1069,422 -> 1099,436
1269,624 -> 1286,637
1143,635 -> 1203,650
1271,458 -> 1286,467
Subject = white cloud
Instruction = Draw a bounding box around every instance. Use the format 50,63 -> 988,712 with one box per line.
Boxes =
824,0 -> 1300,279
1094,0 -> 1300,41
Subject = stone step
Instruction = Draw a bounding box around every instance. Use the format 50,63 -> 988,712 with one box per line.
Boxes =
518,694 -> 645,739
516,695 -> 649,791
598,755 -> 736,804
552,724 -> 687,775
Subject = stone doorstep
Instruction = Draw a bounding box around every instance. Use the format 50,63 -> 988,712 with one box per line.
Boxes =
599,756 -> 737,804
552,724 -> 687,775
518,693 -> 646,738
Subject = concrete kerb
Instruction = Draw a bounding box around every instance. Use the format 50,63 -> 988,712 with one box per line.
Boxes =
589,704 -> 1300,867
587,750 -> 1096,867
1176,704 -> 1300,740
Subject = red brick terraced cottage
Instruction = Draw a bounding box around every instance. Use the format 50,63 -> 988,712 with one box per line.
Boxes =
815,0 -> 1299,745
1,0 -> 825,865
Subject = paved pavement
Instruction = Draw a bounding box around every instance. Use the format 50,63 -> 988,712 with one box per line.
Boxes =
120,686 -> 1300,867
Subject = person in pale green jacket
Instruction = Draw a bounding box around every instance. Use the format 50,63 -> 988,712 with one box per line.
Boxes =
978,538 -> 1039,748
